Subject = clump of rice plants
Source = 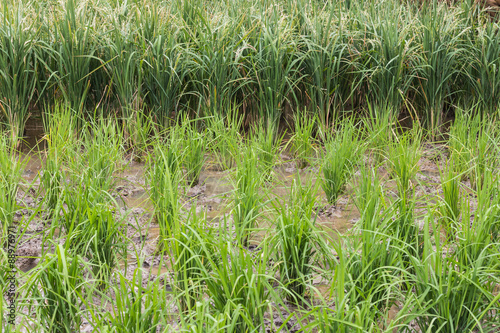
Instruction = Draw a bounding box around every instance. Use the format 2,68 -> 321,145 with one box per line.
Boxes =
410,215 -> 500,332
363,105 -> 394,166
0,134 -> 26,239
438,160 -> 461,241
170,205 -> 215,313
290,111 -> 316,169
206,109 -> 242,170
386,125 -> 422,200
181,121 -> 206,187
40,103 -> 75,216
27,245 -> 84,333
232,145 -> 265,247
204,241 -> 276,332
272,175 -> 330,305
105,269 -> 164,332
251,119 -> 282,180
147,136 -> 182,251
322,120 -> 363,205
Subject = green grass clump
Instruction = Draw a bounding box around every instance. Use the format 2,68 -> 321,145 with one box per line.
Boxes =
27,245 -> 84,333
181,121 -> 206,187
322,120 -> 362,205
105,269 -> 164,333
272,176 -> 330,305
232,145 -> 265,247
251,119 -> 282,180
290,111 -> 316,169
0,134 -> 26,239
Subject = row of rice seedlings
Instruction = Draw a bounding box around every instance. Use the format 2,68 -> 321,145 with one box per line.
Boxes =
321,119 -> 363,205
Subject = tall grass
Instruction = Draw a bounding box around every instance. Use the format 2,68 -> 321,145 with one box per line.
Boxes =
0,2 -> 39,146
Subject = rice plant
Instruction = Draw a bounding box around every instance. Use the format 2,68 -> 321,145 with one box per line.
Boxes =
181,121 -> 206,187
0,2 -> 39,147
272,176 -> 331,305
322,120 -> 363,205
290,111 -> 316,169
232,145 -> 265,247
147,138 -> 182,250
385,125 -> 422,200
0,134 -> 26,240
27,245 -> 84,333
206,108 -> 242,171
170,204 -> 214,313
410,215 -> 500,332
105,269 -> 164,332
438,159 -> 461,240
40,103 -> 75,216
251,119 -> 282,180
204,241 -> 276,332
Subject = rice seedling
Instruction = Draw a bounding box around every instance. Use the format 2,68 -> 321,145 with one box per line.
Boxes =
232,145 -> 265,247
206,107 -> 242,170
322,120 -> 363,205
40,103 -> 75,216
290,110 -> 316,169
204,240 -> 276,332
437,159 -> 461,241
105,269 -> 164,333
169,204 -> 215,313
0,134 -> 26,241
251,119 -> 282,180
147,137 -> 182,250
27,245 -> 84,333
181,120 -> 206,187
81,203 -> 126,284
385,125 -> 422,200
410,215 -> 500,332
271,175 -> 331,305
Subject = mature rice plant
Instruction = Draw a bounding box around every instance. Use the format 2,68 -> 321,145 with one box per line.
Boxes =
322,120 -> 363,205
301,11 -> 349,127
415,3 -> 463,138
272,176 -> 331,305
49,0 -> 100,120
0,2 -> 39,146
232,145 -> 265,247
105,269 -> 164,332
27,245 -> 84,333
0,134 -> 26,240
290,111 -> 316,169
